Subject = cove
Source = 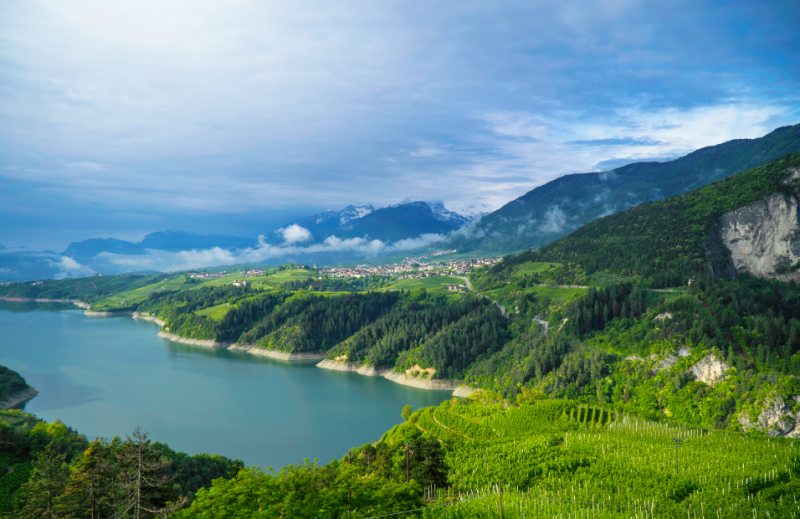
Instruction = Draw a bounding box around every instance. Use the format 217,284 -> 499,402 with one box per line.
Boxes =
0,302 -> 451,468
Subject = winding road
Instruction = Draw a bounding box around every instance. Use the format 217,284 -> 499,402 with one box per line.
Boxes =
453,276 -> 508,318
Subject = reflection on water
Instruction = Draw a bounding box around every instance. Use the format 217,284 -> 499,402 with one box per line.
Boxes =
0,305 -> 451,468
0,300 -> 76,313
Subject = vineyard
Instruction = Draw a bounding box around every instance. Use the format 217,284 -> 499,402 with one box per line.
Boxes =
385,398 -> 800,518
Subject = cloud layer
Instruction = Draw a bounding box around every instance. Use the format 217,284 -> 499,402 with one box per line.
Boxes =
0,0 -> 798,250
82,232 -> 448,274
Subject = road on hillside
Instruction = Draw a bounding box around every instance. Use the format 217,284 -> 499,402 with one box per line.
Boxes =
453,276 -> 508,317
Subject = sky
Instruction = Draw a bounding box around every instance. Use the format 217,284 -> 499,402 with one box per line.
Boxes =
1,0 -> 799,252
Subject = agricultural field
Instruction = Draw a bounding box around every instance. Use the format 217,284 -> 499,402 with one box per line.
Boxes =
383,275 -> 466,295
195,302 -> 231,320
381,397 -> 800,518
509,262 -> 559,277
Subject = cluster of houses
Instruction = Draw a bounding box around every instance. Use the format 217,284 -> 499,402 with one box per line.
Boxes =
188,270 -> 227,279
239,269 -> 265,278
317,256 -> 501,280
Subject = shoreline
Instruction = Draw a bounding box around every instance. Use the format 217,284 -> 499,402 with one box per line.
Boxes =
316,359 -> 474,396
0,298 -> 476,396
0,296 -> 90,309
0,387 -> 39,410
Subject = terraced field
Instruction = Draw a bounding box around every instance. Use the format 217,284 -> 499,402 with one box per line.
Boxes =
383,398 -> 800,518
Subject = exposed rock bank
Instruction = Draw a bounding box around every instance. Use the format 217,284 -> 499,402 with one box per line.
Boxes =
317,359 -> 472,395
85,310 -> 134,317
316,359 -> 390,376
157,331 -> 229,348
0,387 -> 38,410
236,345 -> 325,361
132,312 -> 166,327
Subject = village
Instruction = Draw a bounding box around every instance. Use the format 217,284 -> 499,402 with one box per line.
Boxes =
317,254 -> 501,279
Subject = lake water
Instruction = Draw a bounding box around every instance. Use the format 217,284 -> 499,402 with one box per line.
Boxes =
0,302 -> 451,468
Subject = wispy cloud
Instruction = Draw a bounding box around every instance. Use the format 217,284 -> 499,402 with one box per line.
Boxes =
86,232 -> 448,273
0,0 -> 798,250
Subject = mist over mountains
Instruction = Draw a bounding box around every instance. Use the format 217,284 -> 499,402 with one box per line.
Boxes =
0,201 -> 476,281
2,123 -> 800,282
450,123 -> 800,254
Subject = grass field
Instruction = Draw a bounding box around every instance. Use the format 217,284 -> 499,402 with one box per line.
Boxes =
383,275 -> 466,294
195,303 -> 231,320
510,262 -> 559,277
528,284 -> 588,303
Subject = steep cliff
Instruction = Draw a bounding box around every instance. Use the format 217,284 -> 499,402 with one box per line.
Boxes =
714,168 -> 800,280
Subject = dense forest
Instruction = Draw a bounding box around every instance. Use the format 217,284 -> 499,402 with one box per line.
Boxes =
7,392 -> 799,518
5,153 -> 800,515
502,152 -> 800,287
0,366 -> 29,402
0,395 -> 242,517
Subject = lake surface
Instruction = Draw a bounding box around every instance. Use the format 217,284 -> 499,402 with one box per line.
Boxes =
0,302 -> 451,468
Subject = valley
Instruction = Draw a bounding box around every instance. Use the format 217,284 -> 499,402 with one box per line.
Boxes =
4,152 -> 800,517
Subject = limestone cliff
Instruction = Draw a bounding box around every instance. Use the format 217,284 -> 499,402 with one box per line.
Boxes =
738,395 -> 800,438
711,168 -> 800,280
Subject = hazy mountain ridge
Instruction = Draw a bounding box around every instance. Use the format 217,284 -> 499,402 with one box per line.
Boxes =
507,152 -> 800,287
268,201 -> 468,245
452,123 -> 800,254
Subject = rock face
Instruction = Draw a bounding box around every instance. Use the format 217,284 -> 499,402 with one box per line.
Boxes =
652,354 -> 678,374
690,354 -> 730,385
738,396 -> 800,437
317,359 -> 468,394
713,168 -> 800,281
0,387 -> 38,410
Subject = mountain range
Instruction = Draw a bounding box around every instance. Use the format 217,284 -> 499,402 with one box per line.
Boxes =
451,122 -> 800,254
2,123 -> 800,282
266,201 -> 470,245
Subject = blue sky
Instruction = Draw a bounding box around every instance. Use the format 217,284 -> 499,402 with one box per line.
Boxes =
1,0 -> 799,251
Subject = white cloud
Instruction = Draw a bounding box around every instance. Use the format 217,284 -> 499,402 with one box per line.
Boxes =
539,206 -> 567,233
278,224 -> 313,244
91,231 -> 448,273
50,256 -> 96,279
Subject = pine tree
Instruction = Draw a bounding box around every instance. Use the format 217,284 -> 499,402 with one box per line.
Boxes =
59,439 -> 110,519
16,442 -> 69,519
115,427 -> 185,519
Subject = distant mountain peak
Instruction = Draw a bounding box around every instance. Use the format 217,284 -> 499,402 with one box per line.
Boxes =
338,204 -> 374,225
387,200 -> 472,226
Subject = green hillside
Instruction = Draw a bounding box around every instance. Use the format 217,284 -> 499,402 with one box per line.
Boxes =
453,123 -> 800,255
504,152 -> 800,287
179,395 -> 800,518
5,153 -> 800,515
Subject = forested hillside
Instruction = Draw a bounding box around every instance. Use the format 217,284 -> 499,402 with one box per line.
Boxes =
452,123 -> 800,255
0,408 -> 242,517
502,152 -> 800,287
0,366 -> 29,403
459,153 -> 800,434
5,155 -> 800,517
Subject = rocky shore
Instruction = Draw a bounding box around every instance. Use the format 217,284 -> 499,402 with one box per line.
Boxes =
230,344 -> 326,361
1,298 -> 476,396
0,387 -> 39,410
316,359 -> 475,396
0,296 -> 90,309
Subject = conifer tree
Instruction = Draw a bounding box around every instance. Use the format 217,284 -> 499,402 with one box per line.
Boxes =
16,442 -> 69,519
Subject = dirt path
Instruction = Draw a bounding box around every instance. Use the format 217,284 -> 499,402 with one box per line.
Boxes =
432,411 -> 471,439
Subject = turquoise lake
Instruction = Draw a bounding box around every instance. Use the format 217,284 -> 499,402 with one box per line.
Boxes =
0,302 -> 451,469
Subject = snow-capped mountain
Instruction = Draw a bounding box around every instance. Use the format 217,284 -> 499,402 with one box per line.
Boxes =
337,204 -> 374,225
425,201 -> 470,226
